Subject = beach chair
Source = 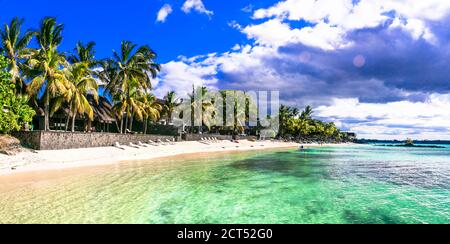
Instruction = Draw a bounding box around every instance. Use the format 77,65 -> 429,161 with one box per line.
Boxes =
114,142 -> 126,150
165,139 -> 175,145
148,140 -> 159,146
200,138 -> 210,145
129,142 -> 140,148
138,141 -> 148,147
157,139 -> 167,145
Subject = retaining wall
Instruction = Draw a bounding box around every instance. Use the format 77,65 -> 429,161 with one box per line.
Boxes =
13,131 -> 177,150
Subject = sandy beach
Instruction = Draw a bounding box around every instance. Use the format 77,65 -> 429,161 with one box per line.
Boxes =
0,140 -> 351,176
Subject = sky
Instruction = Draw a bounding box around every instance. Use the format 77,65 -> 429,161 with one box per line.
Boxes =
2,0 -> 450,140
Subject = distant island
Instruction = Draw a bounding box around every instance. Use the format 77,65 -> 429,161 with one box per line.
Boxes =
368,138 -> 446,149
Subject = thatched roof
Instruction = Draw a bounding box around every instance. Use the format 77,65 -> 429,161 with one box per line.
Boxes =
88,95 -> 116,123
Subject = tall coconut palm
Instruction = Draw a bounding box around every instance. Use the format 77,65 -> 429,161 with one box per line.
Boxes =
109,41 -> 160,132
189,86 -> 214,133
140,93 -> 162,134
68,41 -> 97,67
112,78 -> 146,132
0,17 -> 34,93
96,59 -> 123,132
53,62 -> 98,132
67,41 -> 98,131
163,91 -> 180,124
25,17 -> 69,131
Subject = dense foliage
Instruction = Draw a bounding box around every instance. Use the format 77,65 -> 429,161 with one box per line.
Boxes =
278,105 -> 351,142
0,55 -> 35,134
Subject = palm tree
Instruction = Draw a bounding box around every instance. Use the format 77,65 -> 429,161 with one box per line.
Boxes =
189,86 -> 214,133
300,105 -> 313,120
68,41 -> 97,67
54,62 -> 98,132
163,91 -> 180,124
0,17 -> 34,93
140,93 -> 162,134
25,17 -> 69,131
68,41 -> 98,131
96,59 -> 124,132
109,41 -> 160,132
279,105 -> 293,137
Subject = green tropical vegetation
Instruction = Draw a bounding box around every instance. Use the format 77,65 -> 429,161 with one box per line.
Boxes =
277,104 -> 350,142
0,55 -> 35,134
0,16 -> 353,142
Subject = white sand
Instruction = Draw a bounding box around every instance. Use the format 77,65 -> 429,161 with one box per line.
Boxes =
0,140 -> 349,176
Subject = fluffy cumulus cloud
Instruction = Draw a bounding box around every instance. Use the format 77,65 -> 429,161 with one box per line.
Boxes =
315,94 -> 450,140
156,0 -> 450,139
181,0 -> 213,17
156,4 -> 173,23
154,54 -> 219,98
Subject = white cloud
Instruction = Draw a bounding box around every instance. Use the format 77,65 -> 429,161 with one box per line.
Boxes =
154,57 -> 219,98
241,4 -> 254,13
242,18 -> 350,50
315,94 -> 450,140
156,4 -> 173,23
182,0 -> 213,16
390,17 -> 437,44
250,0 -> 450,49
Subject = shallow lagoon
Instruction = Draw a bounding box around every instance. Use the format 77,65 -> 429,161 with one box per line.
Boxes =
0,145 -> 449,223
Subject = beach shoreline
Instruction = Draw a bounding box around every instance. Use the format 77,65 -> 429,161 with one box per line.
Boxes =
0,140 -> 353,177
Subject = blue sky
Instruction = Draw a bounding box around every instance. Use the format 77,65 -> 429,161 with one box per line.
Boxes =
0,0 -> 277,62
3,0 -> 450,140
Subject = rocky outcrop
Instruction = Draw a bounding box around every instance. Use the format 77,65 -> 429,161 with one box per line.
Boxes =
0,135 -> 25,155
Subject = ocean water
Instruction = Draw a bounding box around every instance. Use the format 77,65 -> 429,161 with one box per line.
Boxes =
0,145 -> 449,224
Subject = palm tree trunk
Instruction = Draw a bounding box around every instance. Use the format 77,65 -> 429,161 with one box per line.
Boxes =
119,115 -> 124,134
65,104 -> 72,131
129,114 -> 133,131
144,118 -> 148,134
44,94 -> 50,131
124,111 -> 129,133
65,115 -> 70,131
71,114 -> 76,132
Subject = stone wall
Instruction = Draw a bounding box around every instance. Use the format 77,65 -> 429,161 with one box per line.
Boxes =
183,133 -> 233,141
13,131 -> 41,149
13,131 -> 177,150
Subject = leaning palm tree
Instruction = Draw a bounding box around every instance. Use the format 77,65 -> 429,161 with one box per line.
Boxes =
0,17 -> 34,93
163,91 -> 181,124
25,17 -> 69,131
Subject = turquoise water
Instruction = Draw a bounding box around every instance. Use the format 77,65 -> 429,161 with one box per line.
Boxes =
0,145 -> 449,223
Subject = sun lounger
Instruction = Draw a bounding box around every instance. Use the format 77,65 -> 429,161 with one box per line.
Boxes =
148,140 -> 159,146
138,141 -> 148,147
157,139 -> 167,145
165,139 -> 175,145
129,142 -> 140,148
114,142 -> 126,150
200,138 -> 210,145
